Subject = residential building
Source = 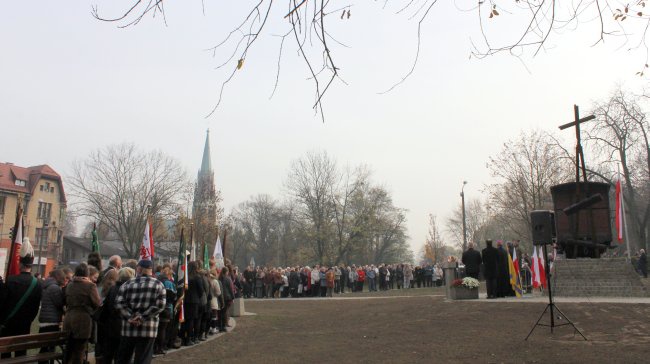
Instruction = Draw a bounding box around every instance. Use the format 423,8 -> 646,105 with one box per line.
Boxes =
0,162 -> 66,276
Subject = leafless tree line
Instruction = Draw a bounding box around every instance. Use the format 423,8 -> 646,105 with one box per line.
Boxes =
226,151 -> 413,267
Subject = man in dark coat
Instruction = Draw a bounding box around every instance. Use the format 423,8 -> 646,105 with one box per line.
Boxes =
481,240 -> 498,299
461,243 -> 482,280
0,239 -> 43,359
496,240 -> 512,297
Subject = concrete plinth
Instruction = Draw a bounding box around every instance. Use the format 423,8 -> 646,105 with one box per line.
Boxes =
443,262 -> 458,299
228,298 -> 246,317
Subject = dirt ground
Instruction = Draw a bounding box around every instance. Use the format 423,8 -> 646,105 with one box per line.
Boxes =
155,288 -> 650,363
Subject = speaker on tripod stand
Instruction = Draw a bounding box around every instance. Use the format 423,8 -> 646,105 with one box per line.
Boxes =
531,210 -> 556,246
525,210 -> 587,341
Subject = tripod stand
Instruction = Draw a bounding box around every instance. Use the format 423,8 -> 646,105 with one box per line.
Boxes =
525,244 -> 587,341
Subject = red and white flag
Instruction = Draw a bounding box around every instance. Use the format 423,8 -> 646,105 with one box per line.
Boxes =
532,245 -> 540,289
615,179 -> 624,243
7,210 -> 23,276
537,246 -> 547,289
139,220 -> 155,261
512,247 -> 520,277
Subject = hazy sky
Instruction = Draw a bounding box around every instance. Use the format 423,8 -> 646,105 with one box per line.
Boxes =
1,1 -> 647,254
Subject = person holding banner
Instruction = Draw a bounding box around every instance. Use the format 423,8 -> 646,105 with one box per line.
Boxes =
0,239 -> 42,359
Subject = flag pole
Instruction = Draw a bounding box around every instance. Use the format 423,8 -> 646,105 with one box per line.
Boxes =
619,166 -> 632,262
622,194 -> 632,261
6,199 -> 23,277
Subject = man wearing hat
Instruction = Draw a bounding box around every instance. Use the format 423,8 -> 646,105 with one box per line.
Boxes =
115,259 -> 166,364
0,238 -> 42,359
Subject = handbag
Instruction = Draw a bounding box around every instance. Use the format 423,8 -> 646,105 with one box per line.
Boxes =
297,284 -> 303,294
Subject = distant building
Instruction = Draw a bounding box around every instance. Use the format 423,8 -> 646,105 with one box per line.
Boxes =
62,236 -> 177,268
192,130 -> 219,255
0,163 -> 66,276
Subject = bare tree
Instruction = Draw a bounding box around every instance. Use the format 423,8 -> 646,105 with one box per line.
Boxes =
68,143 -> 188,258
584,89 -> 650,251
446,198 -> 491,250
485,130 -> 572,247
283,151 -> 411,265
285,151 -> 337,263
330,165 -> 369,264
424,214 -> 446,264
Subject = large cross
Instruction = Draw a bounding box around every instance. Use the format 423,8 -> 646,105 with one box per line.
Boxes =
558,105 -> 598,257
558,105 -> 595,185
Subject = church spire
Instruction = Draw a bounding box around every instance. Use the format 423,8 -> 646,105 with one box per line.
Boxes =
200,129 -> 212,174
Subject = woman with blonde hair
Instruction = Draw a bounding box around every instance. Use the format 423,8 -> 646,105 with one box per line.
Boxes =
98,267 -> 134,364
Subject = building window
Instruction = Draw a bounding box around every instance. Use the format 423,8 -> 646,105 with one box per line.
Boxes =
0,196 -> 5,216
35,227 -> 49,249
38,202 -> 52,221
50,187 -> 54,193
40,185 -> 44,191
14,179 -> 26,187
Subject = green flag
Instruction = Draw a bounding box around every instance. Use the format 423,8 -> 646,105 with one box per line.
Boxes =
91,223 -> 100,254
176,228 -> 185,283
203,242 -> 209,270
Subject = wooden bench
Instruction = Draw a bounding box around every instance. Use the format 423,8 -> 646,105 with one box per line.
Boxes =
0,331 -> 67,364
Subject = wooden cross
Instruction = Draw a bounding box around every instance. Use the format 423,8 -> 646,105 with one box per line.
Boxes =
558,105 -> 595,185
558,105 -> 599,257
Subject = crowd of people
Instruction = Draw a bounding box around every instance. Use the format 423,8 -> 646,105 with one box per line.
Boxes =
0,239 -> 238,364
2,241 -> 452,363
236,263 -> 445,299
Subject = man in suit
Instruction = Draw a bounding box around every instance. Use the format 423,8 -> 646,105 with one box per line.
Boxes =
481,239 -> 498,299
462,243 -> 482,280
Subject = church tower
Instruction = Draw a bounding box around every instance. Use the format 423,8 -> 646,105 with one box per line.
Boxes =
193,130 -> 219,257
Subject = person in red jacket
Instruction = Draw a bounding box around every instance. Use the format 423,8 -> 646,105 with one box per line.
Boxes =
356,268 -> 366,292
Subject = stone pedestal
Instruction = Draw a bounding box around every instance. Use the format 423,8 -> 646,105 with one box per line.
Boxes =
443,262 -> 458,299
228,298 -> 246,317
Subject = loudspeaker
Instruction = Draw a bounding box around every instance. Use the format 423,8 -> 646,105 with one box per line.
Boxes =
531,210 -> 556,245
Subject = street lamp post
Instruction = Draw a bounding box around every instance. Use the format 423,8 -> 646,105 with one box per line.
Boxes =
37,221 -> 49,276
461,181 -> 468,252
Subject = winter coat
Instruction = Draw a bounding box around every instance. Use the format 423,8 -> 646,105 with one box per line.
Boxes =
63,278 -> 101,339
220,276 -> 234,302
481,246 -> 499,279
0,272 -> 42,332
186,275 -> 205,305
289,271 -> 300,288
404,267 -> 413,280
462,248 -> 483,275
39,277 -> 65,325
357,269 -> 366,282
311,270 -> 320,285
209,274 -> 222,310
325,271 -> 335,288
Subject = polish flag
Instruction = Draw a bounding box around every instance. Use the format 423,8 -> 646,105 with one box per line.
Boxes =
532,246 -> 540,289
7,210 -> 23,276
537,246 -> 547,289
140,220 -> 155,261
512,248 -> 520,276
615,179 -> 624,243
